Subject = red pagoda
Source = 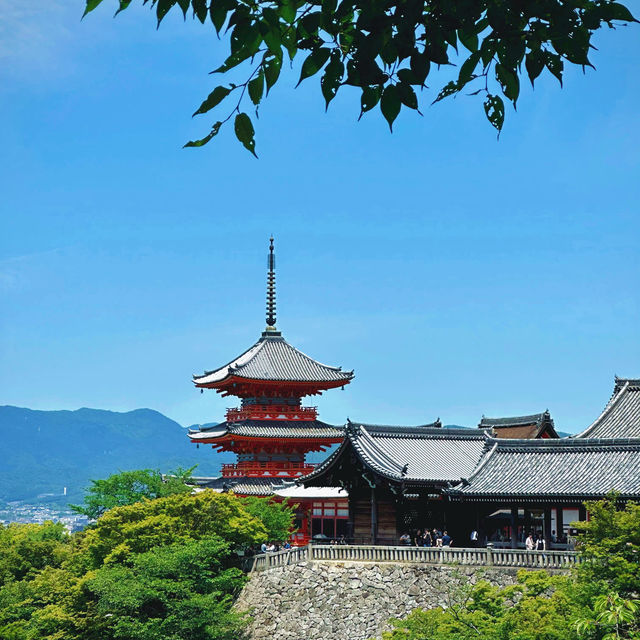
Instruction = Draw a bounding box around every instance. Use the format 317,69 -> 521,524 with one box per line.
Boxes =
189,238 -> 353,543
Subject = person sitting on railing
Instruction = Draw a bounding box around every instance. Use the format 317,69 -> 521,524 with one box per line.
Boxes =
338,535 -> 347,545
399,533 -> 411,545
535,533 -> 546,551
261,542 -> 268,553
442,531 -> 452,547
434,528 -> 443,548
283,541 -> 291,550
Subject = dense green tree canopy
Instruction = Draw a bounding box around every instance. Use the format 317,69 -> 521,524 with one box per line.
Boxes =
70,467 -> 194,520
0,484 -> 295,640
242,496 -> 296,542
85,0 -> 636,154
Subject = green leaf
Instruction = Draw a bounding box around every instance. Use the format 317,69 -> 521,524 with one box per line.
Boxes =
495,63 -> 519,103
297,48 -> 331,86
320,56 -> 344,109
210,1 -> 229,34
83,0 -> 105,17
480,37 -> 497,67
177,0 -> 190,17
234,112 -> 258,157
192,0 -> 208,23
525,49 -> 544,87
397,82 -> 418,110
607,2 -> 637,22
261,22 -> 281,54
409,51 -> 430,85
156,0 -> 174,26
396,68 -> 418,85
114,1 -> 132,16
458,51 -> 481,85
458,29 -> 478,53
193,86 -> 231,115
425,39 -> 449,65
230,21 -> 262,58
359,85 -> 382,118
184,122 -> 223,148
544,51 -> 564,86
248,72 -> 264,106
282,28 -> 298,60
483,94 -> 505,133
264,54 -> 282,94
380,84 -> 401,132
432,80 -> 460,104
279,0 -> 296,24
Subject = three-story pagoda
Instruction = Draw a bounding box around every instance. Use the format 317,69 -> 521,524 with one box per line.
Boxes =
188,238 -> 353,543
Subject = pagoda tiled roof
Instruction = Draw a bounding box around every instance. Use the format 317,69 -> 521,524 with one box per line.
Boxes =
478,410 -> 558,439
452,437 -> 640,500
574,377 -> 640,439
188,419 -> 344,440
193,332 -> 354,387
303,421 -> 489,485
190,476 -> 293,496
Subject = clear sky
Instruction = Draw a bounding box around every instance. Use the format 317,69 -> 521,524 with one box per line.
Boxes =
1,2 -> 638,434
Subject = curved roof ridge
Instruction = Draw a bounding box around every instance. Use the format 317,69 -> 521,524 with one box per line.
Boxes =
575,379 -> 631,438
276,334 -> 353,374
298,436 -> 350,485
460,439 -> 498,485
194,338 -> 265,381
615,376 -> 640,390
353,424 -> 407,478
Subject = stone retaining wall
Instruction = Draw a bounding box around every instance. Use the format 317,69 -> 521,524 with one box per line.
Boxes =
236,561 -> 522,640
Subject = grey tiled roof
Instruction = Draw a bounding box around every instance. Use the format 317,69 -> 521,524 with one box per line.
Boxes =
454,437 -> 640,500
575,377 -> 640,439
304,421 -> 489,485
194,333 -> 353,385
188,419 -> 344,440
479,412 -> 548,428
190,476 -> 295,496
478,410 -> 558,439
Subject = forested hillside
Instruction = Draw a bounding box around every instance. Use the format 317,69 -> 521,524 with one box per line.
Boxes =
0,406 -> 230,504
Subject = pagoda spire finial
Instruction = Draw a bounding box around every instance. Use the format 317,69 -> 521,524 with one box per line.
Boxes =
265,236 -> 277,331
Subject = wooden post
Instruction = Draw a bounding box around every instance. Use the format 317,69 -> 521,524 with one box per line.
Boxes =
370,486 -> 378,545
510,506 -> 518,549
578,504 -> 587,523
556,507 -> 564,543
543,507 -> 552,548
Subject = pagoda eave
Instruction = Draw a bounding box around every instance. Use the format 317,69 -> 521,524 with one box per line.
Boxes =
189,433 -> 343,447
193,375 -> 351,397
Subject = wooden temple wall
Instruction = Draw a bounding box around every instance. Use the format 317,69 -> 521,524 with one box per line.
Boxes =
350,487 -> 399,544
352,497 -> 372,542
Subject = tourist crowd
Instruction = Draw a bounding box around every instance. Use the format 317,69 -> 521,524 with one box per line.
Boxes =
399,528 -> 453,547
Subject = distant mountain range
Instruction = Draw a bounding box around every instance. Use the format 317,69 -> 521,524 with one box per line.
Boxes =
0,406 -> 230,505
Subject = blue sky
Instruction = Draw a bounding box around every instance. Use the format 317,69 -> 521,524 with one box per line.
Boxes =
0,2 -> 638,434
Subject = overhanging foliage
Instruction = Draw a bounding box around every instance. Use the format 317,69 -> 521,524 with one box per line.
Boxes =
85,0 -> 637,154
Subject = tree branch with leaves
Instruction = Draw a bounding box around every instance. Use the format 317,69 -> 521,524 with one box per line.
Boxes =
85,0 -> 637,154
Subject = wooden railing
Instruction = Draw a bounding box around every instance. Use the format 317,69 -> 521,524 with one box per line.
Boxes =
243,544 -> 580,573
226,405 -> 318,422
221,461 -> 317,477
